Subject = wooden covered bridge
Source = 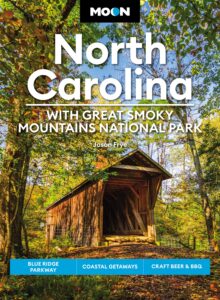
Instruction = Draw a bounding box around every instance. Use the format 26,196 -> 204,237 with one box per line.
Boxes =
46,149 -> 171,246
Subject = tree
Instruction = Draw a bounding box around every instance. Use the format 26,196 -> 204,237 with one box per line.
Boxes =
149,0 -> 220,47
198,112 -> 220,247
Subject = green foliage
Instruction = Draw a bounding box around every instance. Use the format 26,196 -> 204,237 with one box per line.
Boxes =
155,194 -> 209,250
198,114 -> 220,191
155,140 -> 210,250
149,0 -> 219,47
198,114 -> 220,242
0,275 -> 118,300
50,235 -> 76,251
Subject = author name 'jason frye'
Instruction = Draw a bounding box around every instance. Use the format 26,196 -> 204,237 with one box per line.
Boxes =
93,142 -> 128,148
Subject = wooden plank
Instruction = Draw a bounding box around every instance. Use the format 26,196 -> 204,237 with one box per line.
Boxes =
146,182 -> 151,236
127,196 -> 147,234
108,193 -> 125,233
129,185 -> 140,200
107,178 -> 146,185
110,168 -> 146,179
145,182 -> 156,241
150,175 -> 162,209
107,230 -> 142,235
115,210 -> 125,233
125,204 -> 134,230
99,181 -> 105,241
150,209 -> 156,240
113,164 -> 162,173
108,208 -> 116,232
110,191 -> 136,233
108,210 -> 114,233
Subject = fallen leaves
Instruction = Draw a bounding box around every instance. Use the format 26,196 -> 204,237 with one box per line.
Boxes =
62,243 -> 220,299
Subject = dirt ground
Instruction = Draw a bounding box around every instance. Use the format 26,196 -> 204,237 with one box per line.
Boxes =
63,243 -> 220,300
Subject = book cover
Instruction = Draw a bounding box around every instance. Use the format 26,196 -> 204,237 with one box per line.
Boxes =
0,0 -> 219,299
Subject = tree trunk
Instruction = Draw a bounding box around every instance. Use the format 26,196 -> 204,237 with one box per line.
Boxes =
187,131 -> 218,251
173,54 -> 218,251
0,122 -> 32,267
22,221 -> 29,256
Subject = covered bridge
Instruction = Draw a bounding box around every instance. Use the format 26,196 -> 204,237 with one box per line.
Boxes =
46,149 -> 172,246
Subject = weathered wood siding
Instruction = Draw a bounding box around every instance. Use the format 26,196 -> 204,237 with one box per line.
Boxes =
46,180 -> 104,246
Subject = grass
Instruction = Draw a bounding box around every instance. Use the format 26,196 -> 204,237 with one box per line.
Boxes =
0,275 -> 119,300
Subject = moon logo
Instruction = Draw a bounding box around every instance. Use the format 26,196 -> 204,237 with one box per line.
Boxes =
112,7 -> 120,16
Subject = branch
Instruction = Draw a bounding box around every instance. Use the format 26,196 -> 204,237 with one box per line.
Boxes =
7,0 -> 34,22
56,0 -> 77,33
61,0 -> 77,21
